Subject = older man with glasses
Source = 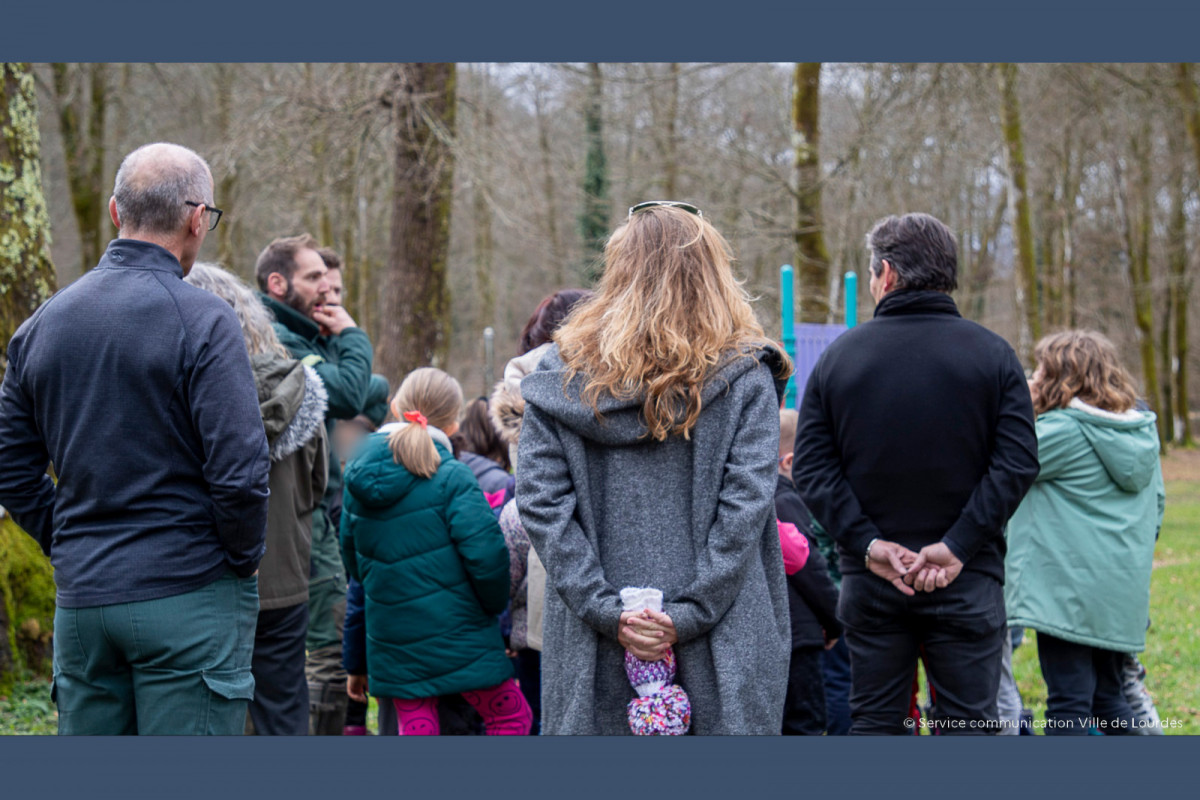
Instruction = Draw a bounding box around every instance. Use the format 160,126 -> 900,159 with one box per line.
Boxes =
0,142 -> 269,734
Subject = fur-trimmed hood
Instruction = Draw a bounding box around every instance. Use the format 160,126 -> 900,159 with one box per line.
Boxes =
490,377 -> 526,448
489,342 -> 551,469
251,352 -> 329,463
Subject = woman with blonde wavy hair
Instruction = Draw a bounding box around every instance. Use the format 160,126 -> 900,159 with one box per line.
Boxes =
1006,330 -> 1165,735
516,201 -> 793,734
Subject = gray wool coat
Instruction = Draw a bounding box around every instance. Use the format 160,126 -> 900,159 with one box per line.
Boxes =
516,344 -> 791,735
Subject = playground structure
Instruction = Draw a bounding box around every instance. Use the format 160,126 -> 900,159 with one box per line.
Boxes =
780,267 -> 858,409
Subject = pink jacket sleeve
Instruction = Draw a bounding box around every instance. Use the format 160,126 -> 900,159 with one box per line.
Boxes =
777,519 -> 810,575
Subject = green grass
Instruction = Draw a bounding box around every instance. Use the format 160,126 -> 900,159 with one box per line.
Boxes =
0,672 -> 56,735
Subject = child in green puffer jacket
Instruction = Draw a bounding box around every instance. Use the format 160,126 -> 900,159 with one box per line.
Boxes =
340,367 -> 531,735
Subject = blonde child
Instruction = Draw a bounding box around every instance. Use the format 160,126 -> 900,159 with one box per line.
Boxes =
340,367 -> 530,735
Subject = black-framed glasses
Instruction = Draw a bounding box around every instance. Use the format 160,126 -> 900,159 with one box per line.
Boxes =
184,201 -> 223,231
627,200 -> 703,220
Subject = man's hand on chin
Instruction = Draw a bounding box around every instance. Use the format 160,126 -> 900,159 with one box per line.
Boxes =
312,303 -> 357,336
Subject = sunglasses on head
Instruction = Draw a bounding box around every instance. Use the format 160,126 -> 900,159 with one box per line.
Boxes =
627,200 -> 703,220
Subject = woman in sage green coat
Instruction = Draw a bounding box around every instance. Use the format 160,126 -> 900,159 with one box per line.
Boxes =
1006,331 -> 1164,736
340,368 -> 530,735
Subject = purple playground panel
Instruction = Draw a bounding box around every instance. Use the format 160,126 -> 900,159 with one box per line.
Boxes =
789,323 -> 848,406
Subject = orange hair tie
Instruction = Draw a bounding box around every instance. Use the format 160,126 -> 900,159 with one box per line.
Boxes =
403,410 -> 428,429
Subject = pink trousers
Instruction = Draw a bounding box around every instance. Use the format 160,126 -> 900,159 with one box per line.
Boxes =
393,678 -> 532,736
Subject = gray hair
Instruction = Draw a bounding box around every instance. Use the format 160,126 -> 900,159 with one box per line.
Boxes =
866,213 -> 958,293
184,263 -> 289,358
113,143 -> 212,236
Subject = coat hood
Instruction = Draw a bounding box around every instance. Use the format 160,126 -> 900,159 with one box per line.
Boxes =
1062,399 -> 1160,492
519,343 -> 789,446
490,377 -> 525,447
489,343 -> 550,448
251,352 -> 328,462
343,423 -> 454,508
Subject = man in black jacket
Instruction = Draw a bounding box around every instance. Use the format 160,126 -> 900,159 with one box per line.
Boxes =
0,143 -> 270,734
793,213 -> 1038,735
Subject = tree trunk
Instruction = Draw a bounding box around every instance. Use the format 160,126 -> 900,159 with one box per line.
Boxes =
792,63 -> 832,323
213,63 -> 237,266
1173,63 -> 1197,446
533,86 -> 564,287
998,63 -> 1040,365
1061,137 -> 1082,330
1,63 -> 58,380
969,192 -> 1008,321
1119,124 -> 1166,450
662,63 -> 680,198
1160,118 -> 1187,444
472,65 -> 496,333
1160,290 -> 1174,443
579,63 -> 609,283
378,63 -> 457,385
50,63 -> 107,274
0,64 -> 58,690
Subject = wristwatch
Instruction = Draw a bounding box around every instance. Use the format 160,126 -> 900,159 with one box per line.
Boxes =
865,537 -> 880,570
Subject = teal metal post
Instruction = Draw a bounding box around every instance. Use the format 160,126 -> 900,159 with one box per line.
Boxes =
780,265 -> 797,409
844,271 -> 858,328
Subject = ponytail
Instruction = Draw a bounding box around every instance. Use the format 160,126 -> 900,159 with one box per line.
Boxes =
386,367 -> 464,479
388,423 -> 440,478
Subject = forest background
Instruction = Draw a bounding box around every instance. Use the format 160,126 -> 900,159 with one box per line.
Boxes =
4,63 -> 1196,444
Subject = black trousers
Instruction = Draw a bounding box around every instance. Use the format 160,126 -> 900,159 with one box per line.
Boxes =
783,646 -> 827,735
248,602 -> 310,735
516,649 -> 541,735
1036,632 -> 1137,736
839,571 -> 1005,735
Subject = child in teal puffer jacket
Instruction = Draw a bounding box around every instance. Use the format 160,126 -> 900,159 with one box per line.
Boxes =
340,367 -> 531,735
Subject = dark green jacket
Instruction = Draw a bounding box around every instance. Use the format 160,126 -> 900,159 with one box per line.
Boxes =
260,292 -> 376,649
341,425 -> 512,699
260,292 -> 374,582
259,293 -> 375,424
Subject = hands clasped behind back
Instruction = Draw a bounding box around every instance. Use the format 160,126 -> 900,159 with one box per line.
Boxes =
868,539 -> 964,595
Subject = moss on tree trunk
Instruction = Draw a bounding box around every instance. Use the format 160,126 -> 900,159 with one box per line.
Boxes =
0,517 -> 56,696
1,62 -> 58,697
1,62 -> 57,379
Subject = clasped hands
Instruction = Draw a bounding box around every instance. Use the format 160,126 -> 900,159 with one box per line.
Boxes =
618,609 -> 677,662
868,540 -> 964,596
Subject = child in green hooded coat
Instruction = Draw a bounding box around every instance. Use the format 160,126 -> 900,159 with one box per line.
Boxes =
1006,331 -> 1165,736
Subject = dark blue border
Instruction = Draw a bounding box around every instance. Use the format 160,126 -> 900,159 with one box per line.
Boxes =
8,0 -> 1200,61
5,1 -> 1197,798
0,736 -> 1194,798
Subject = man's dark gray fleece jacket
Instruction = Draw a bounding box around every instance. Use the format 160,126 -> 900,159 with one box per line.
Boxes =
0,239 -> 270,608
